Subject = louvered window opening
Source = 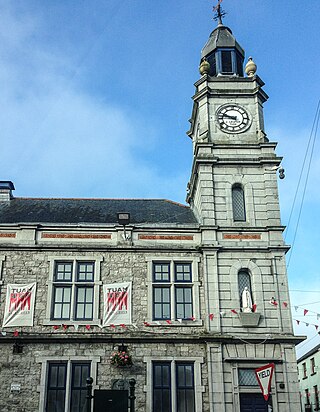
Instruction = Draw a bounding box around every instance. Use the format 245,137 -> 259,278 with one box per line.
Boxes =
232,185 -> 246,221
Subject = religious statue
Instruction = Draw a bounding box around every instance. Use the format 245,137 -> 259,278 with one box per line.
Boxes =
241,287 -> 253,313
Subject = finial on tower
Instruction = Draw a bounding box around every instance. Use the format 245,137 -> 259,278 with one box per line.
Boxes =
213,0 -> 227,25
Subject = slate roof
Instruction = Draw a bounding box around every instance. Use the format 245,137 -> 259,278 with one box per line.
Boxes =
0,198 -> 198,225
201,25 -> 244,58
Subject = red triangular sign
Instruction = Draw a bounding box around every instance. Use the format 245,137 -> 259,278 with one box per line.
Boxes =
255,363 -> 275,401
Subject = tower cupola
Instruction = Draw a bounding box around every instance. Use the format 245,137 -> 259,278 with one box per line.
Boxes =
200,24 -> 245,77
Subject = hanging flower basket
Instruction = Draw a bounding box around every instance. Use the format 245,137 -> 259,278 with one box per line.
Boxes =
110,350 -> 133,367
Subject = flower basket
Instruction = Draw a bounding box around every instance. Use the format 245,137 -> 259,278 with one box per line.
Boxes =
110,350 -> 133,367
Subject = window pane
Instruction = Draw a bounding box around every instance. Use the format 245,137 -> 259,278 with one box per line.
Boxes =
77,262 -> 94,282
54,262 -> 73,281
175,263 -> 192,282
175,287 -> 193,319
232,185 -> 246,221
75,287 -> 93,320
52,287 -> 71,320
153,363 -> 171,412
46,363 -> 67,412
153,287 -> 171,320
238,369 -> 259,386
176,363 -> 195,412
153,263 -> 170,282
70,363 -> 90,412
221,50 -> 233,73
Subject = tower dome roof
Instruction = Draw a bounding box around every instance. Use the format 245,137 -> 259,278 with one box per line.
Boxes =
201,24 -> 244,59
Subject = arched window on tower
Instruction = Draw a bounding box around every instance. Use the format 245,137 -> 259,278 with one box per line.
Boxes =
232,184 -> 246,222
238,269 -> 253,311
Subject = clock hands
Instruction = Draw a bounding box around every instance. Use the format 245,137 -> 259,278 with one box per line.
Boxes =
222,114 -> 238,120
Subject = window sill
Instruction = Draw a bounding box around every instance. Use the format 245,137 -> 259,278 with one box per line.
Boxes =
43,319 -> 101,326
149,320 -> 203,327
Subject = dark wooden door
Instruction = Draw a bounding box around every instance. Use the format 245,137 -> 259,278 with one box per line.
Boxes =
239,393 -> 270,412
93,389 -> 128,412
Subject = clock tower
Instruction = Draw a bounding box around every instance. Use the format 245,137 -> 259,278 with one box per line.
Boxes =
186,13 -> 302,412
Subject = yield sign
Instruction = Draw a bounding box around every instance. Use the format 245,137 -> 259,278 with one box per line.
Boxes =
255,363 -> 275,401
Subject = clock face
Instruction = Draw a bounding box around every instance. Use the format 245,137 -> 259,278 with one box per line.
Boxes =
216,105 -> 251,133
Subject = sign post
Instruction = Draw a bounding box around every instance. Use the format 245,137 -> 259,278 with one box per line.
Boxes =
255,363 -> 275,401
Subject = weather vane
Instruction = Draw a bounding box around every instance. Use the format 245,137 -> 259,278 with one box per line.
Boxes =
213,0 -> 227,25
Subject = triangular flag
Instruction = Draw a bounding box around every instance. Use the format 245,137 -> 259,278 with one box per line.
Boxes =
13,330 -> 19,337
53,325 -> 60,330
85,325 -> 91,330
304,309 -> 309,316
269,298 -> 278,306
255,363 -> 275,401
1,331 -> 7,336
62,324 -> 68,331
306,323 -> 309,327
209,313 -> 214,321
120,324 -> 126,328
190,316 -> 196,321
314,325 -> 319,330
155,321 -> 161,325
144,322 -> 151,327
317,314 -> 320,320
294,306 -> 299,312
231,309 -> 238,315
252,304 -> 257,313
220,311 -> 225,317
283,302 -> 288,308
165,320 -> 172,325
109,324 -> 116,328
74,324 -> 79,331
177,319 -> 183,323
296,320 -> 300,325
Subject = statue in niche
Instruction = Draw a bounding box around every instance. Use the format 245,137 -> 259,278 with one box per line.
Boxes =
241,287 -> 253,313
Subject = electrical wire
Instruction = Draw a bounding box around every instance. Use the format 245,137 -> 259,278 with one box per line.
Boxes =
287,100 -> 320,267
284,99 -> 320,241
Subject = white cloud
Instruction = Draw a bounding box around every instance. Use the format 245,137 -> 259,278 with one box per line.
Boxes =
0,3 -> 188,201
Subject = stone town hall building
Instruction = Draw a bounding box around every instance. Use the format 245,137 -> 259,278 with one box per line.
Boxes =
0,15 -> 302,412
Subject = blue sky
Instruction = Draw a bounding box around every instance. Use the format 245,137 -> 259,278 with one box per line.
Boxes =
0,0 -> 319,356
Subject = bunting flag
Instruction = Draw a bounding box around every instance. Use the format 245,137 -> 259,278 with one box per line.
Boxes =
62,324 -> 68,330
74,324 -> 79,331
231,309 -> 238,314
13,330 -> 19,337
85,325 -> 91,330
177,319 -> 183,323
296,320 -> 300,325
269,298 -> 278,306
144,321 -> 151,327
294,306 -> 299,312
109,324 -> 116,328
120,324 -> 126,328
283,302 -> 288,308
304,309 -> 309,316
165,320 -> 172,325
209,313 -> 214,321
190,317 -> 196,321
53,325 -> 59,330
252,304 -> 257,313
220,311 -> 226,317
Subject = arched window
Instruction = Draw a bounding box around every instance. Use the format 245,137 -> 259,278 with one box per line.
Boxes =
238,269 -> 253,309
232,184 -> 246,222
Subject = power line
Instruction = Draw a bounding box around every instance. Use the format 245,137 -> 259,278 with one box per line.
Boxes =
287,100 -> 320,267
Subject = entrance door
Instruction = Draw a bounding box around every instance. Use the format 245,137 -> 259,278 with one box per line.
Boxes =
93,389 -> 128,412
239,393 -> 269,412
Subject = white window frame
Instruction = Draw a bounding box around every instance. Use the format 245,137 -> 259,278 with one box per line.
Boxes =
44,256 -> 103,326
143,355 -> 204,412
145,257 -> 201,326
36,355 -> 100,412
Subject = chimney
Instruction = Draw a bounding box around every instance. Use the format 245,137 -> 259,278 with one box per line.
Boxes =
0,181 -> 15,201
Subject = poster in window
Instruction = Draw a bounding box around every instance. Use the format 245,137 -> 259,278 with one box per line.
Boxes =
2,282 -> 37,327
102,282 -> 132,326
